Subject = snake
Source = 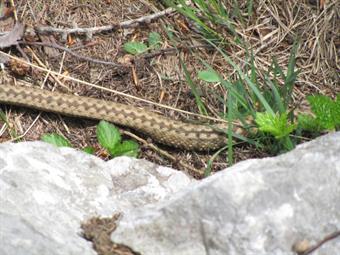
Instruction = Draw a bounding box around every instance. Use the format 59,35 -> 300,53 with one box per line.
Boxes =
0,85 -> 241,150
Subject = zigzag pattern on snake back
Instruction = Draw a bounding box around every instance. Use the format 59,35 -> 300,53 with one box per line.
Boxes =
0,85 -> 242,150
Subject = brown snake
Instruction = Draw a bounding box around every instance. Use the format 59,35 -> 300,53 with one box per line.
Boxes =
0,85 -> 241,150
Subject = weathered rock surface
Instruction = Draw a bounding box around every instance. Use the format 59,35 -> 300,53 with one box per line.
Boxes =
111,132 -> 340,255
0,133 -> 339,255
0,142 -> 194,255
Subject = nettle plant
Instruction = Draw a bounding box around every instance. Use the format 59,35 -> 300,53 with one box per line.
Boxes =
42,120 -> 139,158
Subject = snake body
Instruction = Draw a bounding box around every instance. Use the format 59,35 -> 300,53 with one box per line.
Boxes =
0,85 -> 233,150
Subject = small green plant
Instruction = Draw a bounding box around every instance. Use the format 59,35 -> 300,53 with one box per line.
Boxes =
96,120 -> 139,157
298,94 -> 340,132
41,120 -> 139,158
123,31 -> 162,55
255,112 -> 296,150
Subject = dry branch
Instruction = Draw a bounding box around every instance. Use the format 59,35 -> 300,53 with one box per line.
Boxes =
35,6 -> 177,40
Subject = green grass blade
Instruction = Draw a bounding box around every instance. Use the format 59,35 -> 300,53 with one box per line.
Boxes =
233,78 -> 255,114
283,40 -> 299,106
232,0 -> 245,24
265,74 -> 285,113
166,0 -> 220,39
227,90 -> 234,165
212,43 -> 274,115
247,0 -> 254,17
180,58 -> 208,115
220,79 -> 250,112
204,146 -> 227,177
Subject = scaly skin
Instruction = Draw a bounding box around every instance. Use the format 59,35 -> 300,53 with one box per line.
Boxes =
0,85 -> 242,150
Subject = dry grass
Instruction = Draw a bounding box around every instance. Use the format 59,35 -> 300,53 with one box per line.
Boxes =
0,0 -> 339,177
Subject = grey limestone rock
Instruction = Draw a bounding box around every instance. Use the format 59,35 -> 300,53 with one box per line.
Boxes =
0,141 -> 194,255
111,132 -> 340,255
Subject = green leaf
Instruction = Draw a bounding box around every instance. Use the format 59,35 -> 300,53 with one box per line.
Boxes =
255,112 -> 296,139
148,32 -> 162,49
96,120 -> 121,150
83,146 -> 95,154
109,140 -> 139,158
41,134 -> 72,148
123,41 -> 148,55
198,70 -> 220,83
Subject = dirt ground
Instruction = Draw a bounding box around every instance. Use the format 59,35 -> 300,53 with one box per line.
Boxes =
0,0 -> 339,254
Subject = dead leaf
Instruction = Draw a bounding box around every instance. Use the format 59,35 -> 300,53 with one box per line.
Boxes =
0,22 -> 24,48
8,58 -> 30,76
67,34 -> 76,46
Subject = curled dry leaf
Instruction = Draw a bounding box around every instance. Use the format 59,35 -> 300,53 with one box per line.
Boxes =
0,22 -> 24,48
7,59 -> 30,76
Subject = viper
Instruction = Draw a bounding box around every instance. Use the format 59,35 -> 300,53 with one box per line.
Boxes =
0,85 -> 243,150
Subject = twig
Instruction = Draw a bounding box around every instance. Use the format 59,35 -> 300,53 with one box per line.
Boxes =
121,130 -> 204,177
19,41 -> 126,67
301,231 -> 340,255
35,6 -> 177,39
